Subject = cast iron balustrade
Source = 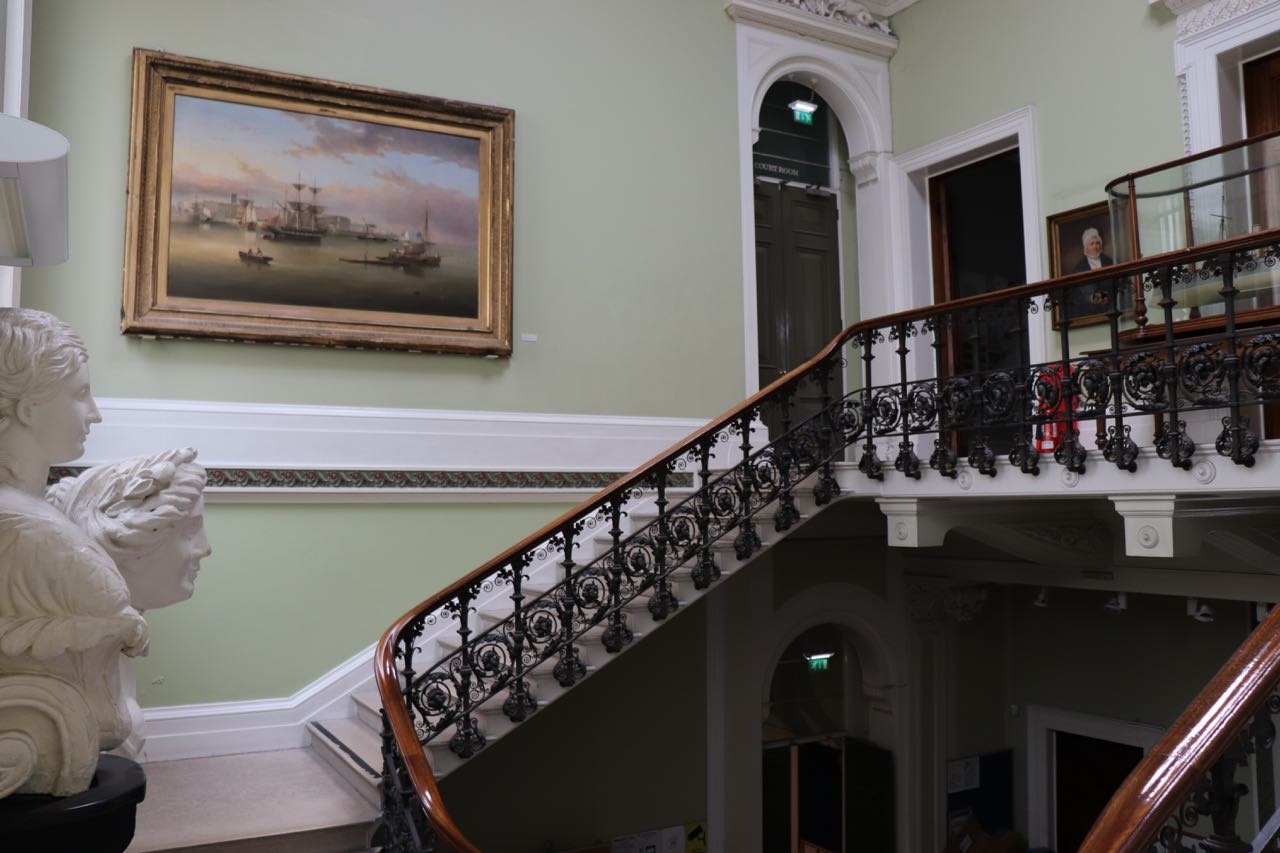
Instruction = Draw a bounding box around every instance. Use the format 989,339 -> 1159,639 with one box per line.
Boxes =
375,227 -> 1280,850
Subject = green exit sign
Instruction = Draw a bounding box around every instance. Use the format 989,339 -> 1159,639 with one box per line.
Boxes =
805,652 -> 833,672
788,98 -> 818,126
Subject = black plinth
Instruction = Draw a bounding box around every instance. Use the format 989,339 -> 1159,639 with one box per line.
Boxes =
0,755 -> 147,853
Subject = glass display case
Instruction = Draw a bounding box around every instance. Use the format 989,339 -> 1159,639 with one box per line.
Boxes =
1106,129 -> 1280,333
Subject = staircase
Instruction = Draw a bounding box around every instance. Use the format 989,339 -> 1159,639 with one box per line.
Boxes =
306,479 -> 825,830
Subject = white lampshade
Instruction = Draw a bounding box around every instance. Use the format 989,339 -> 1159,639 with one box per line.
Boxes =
0,114 -> 69,267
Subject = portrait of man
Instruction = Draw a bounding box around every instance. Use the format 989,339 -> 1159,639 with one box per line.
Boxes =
1048,201 -> 1115,328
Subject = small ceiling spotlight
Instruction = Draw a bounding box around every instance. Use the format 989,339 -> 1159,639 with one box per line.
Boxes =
1187,598 -> 1214,623
1032,587 -> 1050,608
803,651 -> 835,672
1103,592 -> 1128,614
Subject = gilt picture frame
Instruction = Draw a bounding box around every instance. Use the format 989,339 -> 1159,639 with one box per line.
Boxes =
122,49 -> 513,355
1047,201 -> 1115,330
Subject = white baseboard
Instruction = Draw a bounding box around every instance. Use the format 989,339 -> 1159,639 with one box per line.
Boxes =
139,644 -> 376,762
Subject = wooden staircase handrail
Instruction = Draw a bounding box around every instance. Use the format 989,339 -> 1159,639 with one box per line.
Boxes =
375,224 -> 1280,850
1080,601 -> 1280,850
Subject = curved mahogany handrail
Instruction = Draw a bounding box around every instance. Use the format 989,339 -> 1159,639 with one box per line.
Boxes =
1080,602 -> 1280,850
375,226 -> 1280,850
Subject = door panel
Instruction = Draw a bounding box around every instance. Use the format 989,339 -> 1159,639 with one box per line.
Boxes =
755,182 -> 843,436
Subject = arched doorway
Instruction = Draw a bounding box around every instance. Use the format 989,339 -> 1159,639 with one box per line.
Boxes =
728,13 -> 896,396
753,80 -> 846,432
762,622 -> 895,853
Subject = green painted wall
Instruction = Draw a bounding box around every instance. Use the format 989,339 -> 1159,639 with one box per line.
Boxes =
891,0 -> 1182,220
20,0 -> 745,706
24,0 -> 744,419
135,501 -> 572,706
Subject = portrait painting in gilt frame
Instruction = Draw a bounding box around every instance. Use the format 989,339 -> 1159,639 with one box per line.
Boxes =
1047,200 -> 1115,330
122,49 -> 513,355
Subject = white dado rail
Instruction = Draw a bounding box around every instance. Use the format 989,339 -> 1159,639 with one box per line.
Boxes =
76,398 -> 712,504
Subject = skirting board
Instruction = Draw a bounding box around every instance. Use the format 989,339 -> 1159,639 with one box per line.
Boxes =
138,643 -> 377,762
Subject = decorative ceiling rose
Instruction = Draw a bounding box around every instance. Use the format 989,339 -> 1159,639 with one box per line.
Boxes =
771,0 -> 894,35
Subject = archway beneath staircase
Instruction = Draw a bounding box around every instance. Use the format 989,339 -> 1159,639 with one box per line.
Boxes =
762,620 -> 896,851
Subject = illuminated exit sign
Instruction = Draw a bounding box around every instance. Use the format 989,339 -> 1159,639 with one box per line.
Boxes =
789,98 -> 818,125
805,651 -> 833,672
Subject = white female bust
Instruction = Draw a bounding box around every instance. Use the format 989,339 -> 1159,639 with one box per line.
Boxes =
0,308 -> 147,797
50,448 -> 210,759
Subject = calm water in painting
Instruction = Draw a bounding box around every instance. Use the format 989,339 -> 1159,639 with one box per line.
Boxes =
167,223 -> 480,318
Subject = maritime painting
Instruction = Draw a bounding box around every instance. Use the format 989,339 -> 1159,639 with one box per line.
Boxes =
123,50 -> 513,355
167,95 -> 480,318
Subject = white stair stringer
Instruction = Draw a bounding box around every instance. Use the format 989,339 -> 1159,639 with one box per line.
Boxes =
308,481 -> 830,806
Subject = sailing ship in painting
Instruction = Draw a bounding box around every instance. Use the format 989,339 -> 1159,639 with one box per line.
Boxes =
339,201 -> 442,271
262,176 -> 326,243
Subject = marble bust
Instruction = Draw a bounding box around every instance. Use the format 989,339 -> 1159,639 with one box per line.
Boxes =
48,447 -> 210,759
0,309 -> 147,797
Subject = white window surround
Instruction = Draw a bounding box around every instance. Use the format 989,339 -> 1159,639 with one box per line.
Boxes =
1156,0 -> 1280,153
728,2 -> 896,396
1025,704 -> 1164,848
889,106 -> 1049,371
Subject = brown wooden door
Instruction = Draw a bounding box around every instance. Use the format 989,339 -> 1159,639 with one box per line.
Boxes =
928,150 -> 1028,451
1244,49 -> 1280,437
755,181 -> 843,432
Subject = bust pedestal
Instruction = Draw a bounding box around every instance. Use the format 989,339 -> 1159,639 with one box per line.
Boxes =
0,755 -> 146,853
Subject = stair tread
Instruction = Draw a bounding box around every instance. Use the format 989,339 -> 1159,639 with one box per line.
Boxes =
128,748 -> 375,852
310,718 -> 382,780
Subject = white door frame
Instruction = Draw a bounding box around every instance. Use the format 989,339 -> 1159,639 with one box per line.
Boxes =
889,107 -> 1049,373
729,12 -> 895,397
1025,704 -> 1164,848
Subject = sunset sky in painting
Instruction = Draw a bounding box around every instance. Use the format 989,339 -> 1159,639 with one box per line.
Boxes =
170,95 -> 480,246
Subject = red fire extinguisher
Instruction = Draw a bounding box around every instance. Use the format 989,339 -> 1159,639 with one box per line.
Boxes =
1035,365 -> 1070,453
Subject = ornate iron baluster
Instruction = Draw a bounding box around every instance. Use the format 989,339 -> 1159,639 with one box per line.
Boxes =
647,465 -> 679,621
552,522 -> 587,688
378,711 -> 432,853
601,498 -> 633,653
1154,264 -> 1194,469
813,359 -> 843,501
926,313 -> 958,478
892,322 -> 921,479
447,585 -> 485,758
500,554 -> 536,722
966,306 -> 997,476
1009,296 -> 1040,475
691,437 -> 720,590
1218,251 -> 1259,467
858,328 -> 884,480
1053,288 -> 1087,473
773,380 -> 802,531
733,413 -> 764,558
1103,272 -> 1138,472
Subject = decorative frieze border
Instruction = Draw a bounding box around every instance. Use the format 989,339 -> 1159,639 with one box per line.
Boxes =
69,398 -> 712,503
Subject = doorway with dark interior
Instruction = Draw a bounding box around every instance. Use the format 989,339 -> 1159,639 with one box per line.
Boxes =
753,80 -> 844,439
928,148 -> 1028,453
